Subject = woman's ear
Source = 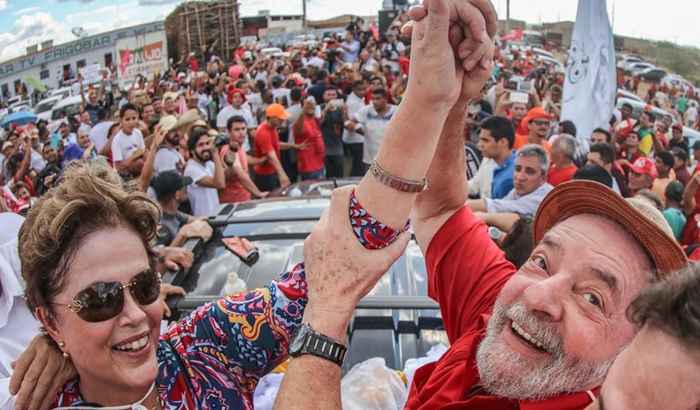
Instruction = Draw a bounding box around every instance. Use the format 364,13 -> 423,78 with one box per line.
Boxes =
35,307 -> 62,346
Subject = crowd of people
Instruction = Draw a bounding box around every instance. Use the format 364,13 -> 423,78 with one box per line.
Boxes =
1,0 -> 700,409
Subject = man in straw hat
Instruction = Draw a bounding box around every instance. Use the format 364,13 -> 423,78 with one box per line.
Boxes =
273,1 -> 687,409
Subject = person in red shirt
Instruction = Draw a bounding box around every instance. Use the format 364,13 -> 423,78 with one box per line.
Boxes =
219,115 -> 268,203
681,165 -> 700,246
292,97 -> 326,180
253,103 -> 305,191
547,134 -> 578,186
273,3 -> 686,410
515,107 -> 552,153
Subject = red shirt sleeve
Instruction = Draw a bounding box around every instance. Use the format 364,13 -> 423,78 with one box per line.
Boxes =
425,206 -> 515,343
255,127 -> 274,156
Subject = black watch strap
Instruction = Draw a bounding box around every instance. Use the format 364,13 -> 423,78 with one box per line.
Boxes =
290,324 -> 347,366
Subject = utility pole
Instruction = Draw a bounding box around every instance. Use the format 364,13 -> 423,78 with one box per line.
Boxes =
302,0 -> 307,29
505,0 -> 511,33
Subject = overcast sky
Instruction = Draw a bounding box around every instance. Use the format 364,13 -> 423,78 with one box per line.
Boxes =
1,0 -> 699,63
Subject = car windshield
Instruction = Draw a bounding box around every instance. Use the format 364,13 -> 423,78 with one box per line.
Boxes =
35,100 -> 57,114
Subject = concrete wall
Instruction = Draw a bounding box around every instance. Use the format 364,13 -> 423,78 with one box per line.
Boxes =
0,21 -> 165,101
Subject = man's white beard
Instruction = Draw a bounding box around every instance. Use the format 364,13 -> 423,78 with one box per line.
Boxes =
475,301 -> 615,401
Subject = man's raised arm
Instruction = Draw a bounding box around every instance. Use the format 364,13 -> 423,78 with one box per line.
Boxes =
273,1 -> 495,409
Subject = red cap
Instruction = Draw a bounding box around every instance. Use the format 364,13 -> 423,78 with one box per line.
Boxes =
227,87 -> 246,104
672,123 -> 683,131
629,157 -> 658,180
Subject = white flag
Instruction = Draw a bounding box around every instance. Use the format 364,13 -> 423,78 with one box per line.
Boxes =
561,0 -> 616,152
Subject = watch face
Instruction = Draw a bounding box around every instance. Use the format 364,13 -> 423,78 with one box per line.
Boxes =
290,325 -> 309,354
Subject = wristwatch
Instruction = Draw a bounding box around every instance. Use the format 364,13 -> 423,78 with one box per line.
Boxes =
289,323 -> 347,366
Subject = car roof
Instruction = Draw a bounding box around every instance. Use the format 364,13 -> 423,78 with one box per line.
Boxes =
170,196 -> 441,370
37,95 -> 62,104
52,95 -> 82,109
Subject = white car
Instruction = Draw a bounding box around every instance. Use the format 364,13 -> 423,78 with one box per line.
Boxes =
34,96 -> 63,122
47,95 -> 82,132
531,47 -> 555,60
538,56 -> 565,73
50,87 -> 73,100
661,75 -> 694,92
617,89 -> 643,103
617,55 -> 643,69
260,47 -> 283,58
626,62 -> 655,75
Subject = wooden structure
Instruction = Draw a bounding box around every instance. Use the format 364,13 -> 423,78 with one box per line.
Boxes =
165,0 -> 241,63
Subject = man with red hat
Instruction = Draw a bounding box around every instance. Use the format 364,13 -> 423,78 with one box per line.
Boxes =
216,88 -> 255,133
271,3 -> 688,410
514,107 -> 552,153
627,157 -> 657,196
668,122 -> 689,155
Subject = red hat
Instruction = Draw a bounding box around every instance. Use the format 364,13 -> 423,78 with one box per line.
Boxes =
629,157 -> 658,180
227,87 -> 246,104
672,123 -> 683,131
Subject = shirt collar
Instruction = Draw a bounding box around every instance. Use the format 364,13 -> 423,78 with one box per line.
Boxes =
495,151 -> 516,170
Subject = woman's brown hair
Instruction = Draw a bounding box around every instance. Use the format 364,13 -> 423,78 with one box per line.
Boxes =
19,160 -> 161,316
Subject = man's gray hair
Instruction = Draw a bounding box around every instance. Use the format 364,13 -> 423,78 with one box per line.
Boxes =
517,144 -> 550,173
555,134 -> 578,160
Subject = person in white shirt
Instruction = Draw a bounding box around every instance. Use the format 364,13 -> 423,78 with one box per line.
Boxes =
88,108 -> 113,154
341,31 -> 361,64
151,116 -> 185,176
685,101 -> 698,127
77,110 -> 92,137
111,103 -> 145,176
0,213 -> 41,409
216,89 -> 256,132
342,81 -> 368,176
270,76 -> 291,106
346,87 -> 396,173
184,127 -> 225,217
380,32 -> 406,73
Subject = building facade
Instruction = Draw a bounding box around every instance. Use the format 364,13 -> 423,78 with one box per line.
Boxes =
0,21 -> 165,101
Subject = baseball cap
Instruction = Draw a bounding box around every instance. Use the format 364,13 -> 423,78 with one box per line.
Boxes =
150,171 -> 193,201
665,180 -> 684,204
524,107 -> 552,124
534,180 -> 687,277
629,157 -> 658,180
1,141 -> 14,152
692,140 -> 700,151
672,123 -> 683,131
265,103 -> 289,120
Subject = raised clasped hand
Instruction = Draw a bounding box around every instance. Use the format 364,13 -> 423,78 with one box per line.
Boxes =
403,0 -> 497,104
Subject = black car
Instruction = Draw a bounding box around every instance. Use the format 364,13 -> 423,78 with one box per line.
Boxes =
165,196 -> 446,371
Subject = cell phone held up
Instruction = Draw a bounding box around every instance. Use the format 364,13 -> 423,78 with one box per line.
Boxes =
222,237 -> 260,266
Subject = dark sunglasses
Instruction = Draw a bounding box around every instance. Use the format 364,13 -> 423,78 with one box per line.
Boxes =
55,270 -> 161,323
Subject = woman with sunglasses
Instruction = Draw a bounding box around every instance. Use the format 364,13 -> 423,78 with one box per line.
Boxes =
16,160 -> 308,409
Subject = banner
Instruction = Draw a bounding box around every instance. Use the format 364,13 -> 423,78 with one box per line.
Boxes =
561,0 -> 616,151
116,31 -> 168,87
80,64 -> 102,84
